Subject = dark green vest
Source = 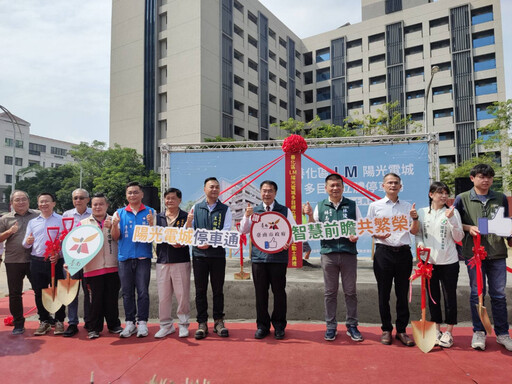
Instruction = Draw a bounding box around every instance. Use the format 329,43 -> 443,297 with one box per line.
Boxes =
459,189 -> 508,260
317,197 -> 358,255
192,200 -> 228,258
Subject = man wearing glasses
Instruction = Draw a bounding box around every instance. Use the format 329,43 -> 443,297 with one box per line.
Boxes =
62,188 -> 92,337
0,190 -> 39,335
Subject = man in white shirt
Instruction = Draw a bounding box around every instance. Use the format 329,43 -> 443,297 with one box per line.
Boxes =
367,173 -> 419,346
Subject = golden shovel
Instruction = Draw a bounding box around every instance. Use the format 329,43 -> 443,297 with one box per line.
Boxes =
411,248 -> 437,353
234,223 -> 250,280
42,260 -> 64,313
56,268 -> 79,306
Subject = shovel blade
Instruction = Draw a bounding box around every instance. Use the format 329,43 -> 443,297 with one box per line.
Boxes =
476,303 -> 493,335
234,272 -> 251,280
56,279 -> 79,306
42,288 -> 63,313
411,320 -> 437,353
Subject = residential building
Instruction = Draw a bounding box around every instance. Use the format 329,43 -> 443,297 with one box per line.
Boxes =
110,0 -> 505,170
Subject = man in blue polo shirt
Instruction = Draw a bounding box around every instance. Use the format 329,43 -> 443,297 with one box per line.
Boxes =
111,181 -> 155,338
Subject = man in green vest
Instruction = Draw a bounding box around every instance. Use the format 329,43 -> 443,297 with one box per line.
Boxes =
304,173 -> 362,342
454,163 -> 512,351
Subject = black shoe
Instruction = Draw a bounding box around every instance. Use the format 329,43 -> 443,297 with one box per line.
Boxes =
108,326 -> 123,334
274,329 -> 285,340
63,324 -> 79,337
255,328 -> 270,339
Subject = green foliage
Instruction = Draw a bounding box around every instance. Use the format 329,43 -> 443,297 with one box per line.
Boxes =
274,116 -> 356,138
475,100 -> 512,149
204,136 -> 236,142
13,141 -> 159,212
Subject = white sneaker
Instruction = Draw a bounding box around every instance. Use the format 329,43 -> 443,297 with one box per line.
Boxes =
137,321 -> 149,338
435,330 -> 442,346
154,324 -> 175,339
496,334 -> 512,351
471,331 -> 486,351
179,325 -> 189,338
120,321 -> 137,338
439,331 -> 453,348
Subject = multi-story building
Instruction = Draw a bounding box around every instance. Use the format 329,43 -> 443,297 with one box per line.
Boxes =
110,0 -> 505,170
0,112 -> 76,210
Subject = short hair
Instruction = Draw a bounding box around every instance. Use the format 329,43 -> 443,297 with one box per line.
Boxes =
383,173 -> 401,183
325,173 -> 343,184
470,163 -> 495,178
260,180 -> 278,192
204,177 -> 219,186
10,190 -> 29,202
37,192 -> 55,202
164,187 -> 182,199
125,181 -> 142,191
91,192 -> 109,204
72,188 -> 89,198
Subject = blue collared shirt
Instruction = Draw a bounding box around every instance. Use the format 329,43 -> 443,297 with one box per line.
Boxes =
22,212 -> 64,258
62,207 -> 92,228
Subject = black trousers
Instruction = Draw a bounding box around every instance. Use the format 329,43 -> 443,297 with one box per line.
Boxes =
30,257 -> 66,322
85,272 -> 121,332
373,244 -> 412,333
5,262 -> 32,328
193,256 -> 226,323
252,262 -> 287,332
428,262 -> 460,325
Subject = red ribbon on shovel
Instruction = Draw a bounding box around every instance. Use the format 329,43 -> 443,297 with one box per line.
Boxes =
409,248 -> 436,304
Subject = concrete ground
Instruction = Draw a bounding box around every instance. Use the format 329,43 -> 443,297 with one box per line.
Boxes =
1,255 -> 511,326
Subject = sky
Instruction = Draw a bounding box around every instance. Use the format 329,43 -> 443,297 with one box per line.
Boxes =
0,0 -> 510,145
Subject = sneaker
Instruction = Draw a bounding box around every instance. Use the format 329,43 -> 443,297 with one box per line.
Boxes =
496,334 -> 512,351
12,327 -> 25,335
120,321 -> 137,338
108,326 -> 123,334
324,328 -> 337,341
34,321 -> 51,336
346,326 -> 364,342
179,325 -> 189,338
195,322 -> 208,340
155,324 -> 176,339
88,331 -> 100,339
54,321 -> 65,335
471,331 -> 486,351
213,319 -> 229,337
137,321 -> 149,338
439,331 -> 453,348
435,330 -> 442,346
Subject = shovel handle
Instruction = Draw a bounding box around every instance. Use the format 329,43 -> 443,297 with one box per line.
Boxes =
473,234 -> 484,296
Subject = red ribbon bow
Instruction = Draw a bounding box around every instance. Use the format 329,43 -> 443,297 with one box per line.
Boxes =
43,227 -> 61,261
468,234 -> 488,296
409,248 -> 436,304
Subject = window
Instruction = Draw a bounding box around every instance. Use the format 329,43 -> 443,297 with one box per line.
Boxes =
234,75 -> 244,87
295,89 -> 301,97
5,174 -> 12,183
406,67 -> 424,78
434,61 -> 451,72
439,155 -> 455,165
473,30 -> 495,48
269,72 -> 276,82
432,85 -> 452,95
476,103 -> 494,120
279,58 -> 287,69
404,23 -> 422,34
234,126 -> 245,137
295,50 -> 301,60
269,116 -> 277,124
279,100 -> 287,109
279,79 -> 287,90
295,70 -> 301,79
316,47 -> 330,63
296,109 -> 302,117
268,28 -> 276,39
405,45 -> 423,55
248,59 -> 258,71
370,75 -> 386,85
347,80 -> 363,89
279,37 -> 287,49
234,24 -> 243,38
348,101 -> 364,110
51,147 -> 67,156
15,157 -> 22,166
475,78 -> 497,96
29,160 -> 40,167
248,83 -> 258,94
247,11 -> 258,25
248,131 -> 258,140
303,52 -> 313,66
368,32 -> 385,43
369,54 -> 385,63
439,132 -> 455,141
370,97 -> 386,106
304,109 -> 314,122
429,16 -> 449,29
317,87 -> 330,102
410,112 -> 423,121
234,100 -> 244,112
234,50 -> 244,63
316,68 -> 330,82
433,108 -> 453,118
248,35 -> 258,48
346,39 -> 362,49
474,54 -> 496,72
29,142 -> 46,155
4,138 -> 23,148
304,71 -> 313,85
430,39 -> 449,50
248,107 -> 258,118
317,106 -> 331,120
269,94 -> 277,104
269,50 -> 276,61
4,156 -> 12,165
304,90 -> 313,104
406,90 -> 424,99
347,59 -> 362,69
233,0 -> 243,13
472,5 -> 493,25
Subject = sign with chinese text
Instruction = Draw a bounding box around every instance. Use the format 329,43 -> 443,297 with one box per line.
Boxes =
250,212 -> 292,254
62,225 -> 104,275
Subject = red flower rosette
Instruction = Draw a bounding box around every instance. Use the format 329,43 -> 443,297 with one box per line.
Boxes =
282,134 -> 308,154
44,227 -> 61,261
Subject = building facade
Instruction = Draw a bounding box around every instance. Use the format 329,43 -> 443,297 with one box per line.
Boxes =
110,0 -> 505,170
0,113 -> 76,210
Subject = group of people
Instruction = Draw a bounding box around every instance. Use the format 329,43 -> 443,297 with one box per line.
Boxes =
0,164 -> 511,352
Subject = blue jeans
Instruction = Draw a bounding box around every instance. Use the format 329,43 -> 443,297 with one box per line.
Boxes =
118,258 -> 151,322
66,269 -> 90,326
466,258 -> 509,335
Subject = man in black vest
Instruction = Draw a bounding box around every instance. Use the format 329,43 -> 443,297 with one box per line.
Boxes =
240,180 -> 296,340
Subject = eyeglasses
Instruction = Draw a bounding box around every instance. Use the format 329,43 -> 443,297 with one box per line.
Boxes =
73,196 -> 87,200
13,198 -> 28,202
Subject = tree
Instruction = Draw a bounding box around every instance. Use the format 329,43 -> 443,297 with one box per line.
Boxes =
13,141 -> 159,212
274,116 -> 356,138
